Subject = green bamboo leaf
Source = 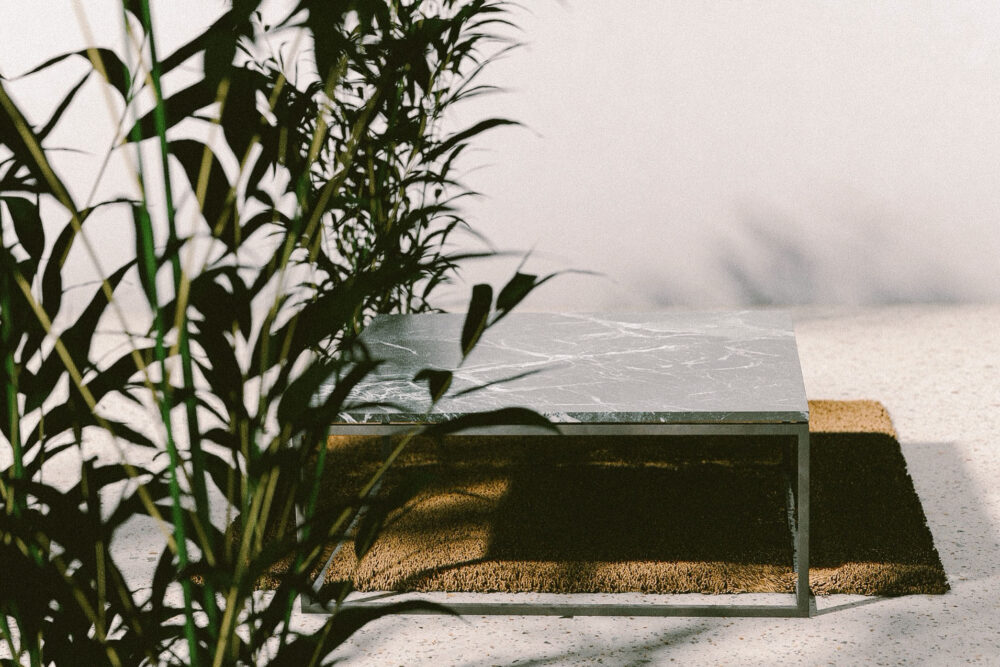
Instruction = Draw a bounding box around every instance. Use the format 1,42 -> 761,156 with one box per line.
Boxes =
460,283 -> 492,356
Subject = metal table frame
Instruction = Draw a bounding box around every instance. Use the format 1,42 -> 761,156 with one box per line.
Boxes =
300,420 -> 811,618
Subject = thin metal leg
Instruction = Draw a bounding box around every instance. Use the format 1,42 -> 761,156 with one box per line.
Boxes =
796,427 -> 811,617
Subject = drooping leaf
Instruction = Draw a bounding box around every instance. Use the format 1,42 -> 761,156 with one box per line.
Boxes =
352,504 -> 385,561
450,368 -> 543,398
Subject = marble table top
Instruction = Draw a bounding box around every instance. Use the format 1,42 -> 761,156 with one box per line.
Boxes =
325,311 -> 809,425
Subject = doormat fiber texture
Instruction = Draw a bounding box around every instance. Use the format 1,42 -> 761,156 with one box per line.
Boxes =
283,400 -> 947,597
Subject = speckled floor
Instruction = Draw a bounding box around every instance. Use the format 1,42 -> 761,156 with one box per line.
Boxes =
303,305 -> 1000,665
14,305 -> 1000,664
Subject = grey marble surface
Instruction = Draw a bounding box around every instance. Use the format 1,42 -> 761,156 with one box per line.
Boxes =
323,311 -> 809,425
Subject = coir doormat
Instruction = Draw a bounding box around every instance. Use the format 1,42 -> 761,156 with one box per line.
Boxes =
291,400 -> 948,597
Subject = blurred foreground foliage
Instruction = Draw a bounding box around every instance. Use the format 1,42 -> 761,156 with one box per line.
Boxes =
0,1 -> 554,664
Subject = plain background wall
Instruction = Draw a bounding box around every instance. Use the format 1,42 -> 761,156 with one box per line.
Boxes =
3,0 -> 1000,315
439,1 -> 1000,311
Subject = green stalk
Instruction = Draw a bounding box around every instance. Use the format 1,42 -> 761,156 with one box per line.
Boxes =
132,203 -> 199,662
0,256 -> 23,510
132,0 -> 205,659
132,0 -> 215,579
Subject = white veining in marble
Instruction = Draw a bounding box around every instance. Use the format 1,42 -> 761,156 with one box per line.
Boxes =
321,311 -> 809,424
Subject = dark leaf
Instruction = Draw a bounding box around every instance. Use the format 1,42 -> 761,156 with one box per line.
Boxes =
460,283 -> 492,357
0,78 -> 55,193
495,272 -> 537,320
219,67 -> 271,159
413,368 -> 452,402
194,327 -> 243,409
159,10 -> 249,73
422,407 -> 559,439
309,355 -> 383,422
2,196 -> 44,260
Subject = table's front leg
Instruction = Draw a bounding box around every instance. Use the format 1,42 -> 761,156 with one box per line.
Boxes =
796,426 -> 811,617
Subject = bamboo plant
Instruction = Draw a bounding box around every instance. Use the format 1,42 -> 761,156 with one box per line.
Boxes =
0,1 -> 555,664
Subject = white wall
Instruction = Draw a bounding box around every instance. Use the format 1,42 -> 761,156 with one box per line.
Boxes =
3,1 -> 1000,314
440,1 -> 1000,310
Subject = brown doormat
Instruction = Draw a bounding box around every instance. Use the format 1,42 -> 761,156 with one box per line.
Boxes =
291,400 -> 948,597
